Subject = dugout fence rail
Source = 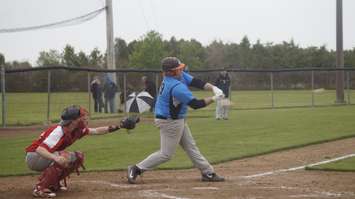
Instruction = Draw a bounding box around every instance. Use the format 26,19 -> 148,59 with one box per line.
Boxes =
0,65 -> 354,127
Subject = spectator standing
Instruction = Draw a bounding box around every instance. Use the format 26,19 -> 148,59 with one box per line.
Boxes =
215,71 -> 231,120
90,76 -> 103,113
103,74 -> 117,113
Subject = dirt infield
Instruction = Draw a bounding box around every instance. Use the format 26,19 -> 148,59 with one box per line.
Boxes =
1,135 -> 355,199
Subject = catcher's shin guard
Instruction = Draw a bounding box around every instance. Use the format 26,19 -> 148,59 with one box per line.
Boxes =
36,163 -> 63,192
35,151 -> 85,192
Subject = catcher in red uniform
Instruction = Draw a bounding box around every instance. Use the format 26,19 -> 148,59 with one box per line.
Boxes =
25,105 -> 138,198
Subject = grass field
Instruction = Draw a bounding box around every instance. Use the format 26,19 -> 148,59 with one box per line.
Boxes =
307,157 -> 355,172
1,104 -> 355,176
0,90 -> 354,126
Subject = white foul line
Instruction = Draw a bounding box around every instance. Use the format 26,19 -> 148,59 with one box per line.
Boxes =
192,187 -> 219,190
241,153 -> 355,179
139,190 -> 191,199
74,180 -> 137,188
76,180 -> 191,199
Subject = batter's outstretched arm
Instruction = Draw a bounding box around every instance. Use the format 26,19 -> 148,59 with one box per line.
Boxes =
190,78 -> 207,90
188,97 -> 215,109
203,82 -> 215,91
174,77 -> 216,109
190,78 -> 222,95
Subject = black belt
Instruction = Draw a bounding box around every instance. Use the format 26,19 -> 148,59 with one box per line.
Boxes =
155,115 -> 168,120
155,115 -> 183,120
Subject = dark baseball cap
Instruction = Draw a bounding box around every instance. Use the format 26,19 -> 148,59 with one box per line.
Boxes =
161,57 -> 186,72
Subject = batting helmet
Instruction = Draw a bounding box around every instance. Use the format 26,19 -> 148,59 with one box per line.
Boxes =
161,57 -> 185,72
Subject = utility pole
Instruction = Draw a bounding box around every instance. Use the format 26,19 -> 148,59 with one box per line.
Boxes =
335,0 -> 345,104
105,0 -> 118,112
106,0 -> 116,79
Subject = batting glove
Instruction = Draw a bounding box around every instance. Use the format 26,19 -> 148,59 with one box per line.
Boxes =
212,95 -> 224,102
212,86 -> 224,97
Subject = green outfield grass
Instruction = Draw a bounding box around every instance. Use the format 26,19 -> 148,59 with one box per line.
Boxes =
1,92 -> 124,126
306,157 -> 355,172
1,105 -> 355,176
0,90 -> 354,125
194,90 -> 355,109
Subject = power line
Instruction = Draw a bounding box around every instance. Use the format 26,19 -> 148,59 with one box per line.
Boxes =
148,0 -> 159,31
137,0 -> 151,31
0,7 -> 106,33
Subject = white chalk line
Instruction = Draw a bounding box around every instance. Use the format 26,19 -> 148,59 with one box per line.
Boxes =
254,186 -> 355,198
257,186 -> 298,190
192,186 -> 219,190
139,190 -> 191,199
72,154 -> 355,198
75,180 -> 192,199
289,191 -> 355,198
240,153 -> 355,179
73,180 -> 137,188
139,153 -> 355,199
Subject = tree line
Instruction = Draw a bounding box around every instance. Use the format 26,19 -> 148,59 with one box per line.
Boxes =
1,31 -> 354,91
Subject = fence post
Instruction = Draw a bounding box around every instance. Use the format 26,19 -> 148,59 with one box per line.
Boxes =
229,71 -> 232,101
347,71 -> 351,104
123,72 -> 127,115
1,65 -> 6,127
311,70 -> 315,107
47,70 -> 51,124
270,72 -> 274,109
87,72 -> 91,118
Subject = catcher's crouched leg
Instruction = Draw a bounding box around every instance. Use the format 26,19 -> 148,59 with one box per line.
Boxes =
33,151 -> 85,198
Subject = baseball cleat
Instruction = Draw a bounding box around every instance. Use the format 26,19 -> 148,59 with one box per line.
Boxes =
59,185 -> 68,191
32,187 -> 56,198
127,165 -> 142,184
58,180 -> 68,191
201,172 -> 225,182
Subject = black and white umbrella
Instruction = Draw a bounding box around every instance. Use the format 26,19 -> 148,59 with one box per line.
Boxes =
125,91 -> 154,113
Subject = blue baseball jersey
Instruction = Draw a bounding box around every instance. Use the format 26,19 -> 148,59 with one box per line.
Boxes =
155,72 -> 194,119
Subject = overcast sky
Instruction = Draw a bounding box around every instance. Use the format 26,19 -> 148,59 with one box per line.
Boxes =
0,0 -> 354,65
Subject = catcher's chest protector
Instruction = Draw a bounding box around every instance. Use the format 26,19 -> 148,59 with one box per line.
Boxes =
36,151 -> 85,191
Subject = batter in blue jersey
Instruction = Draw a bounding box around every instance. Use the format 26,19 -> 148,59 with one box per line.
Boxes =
128,57 -> 225,183
154,71 -> 194,119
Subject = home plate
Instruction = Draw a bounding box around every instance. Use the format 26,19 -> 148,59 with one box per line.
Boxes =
192,187 -> 219,190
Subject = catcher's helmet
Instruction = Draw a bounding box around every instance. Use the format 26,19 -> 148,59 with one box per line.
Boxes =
161,57 -> 185,72
60,105 -> 87,126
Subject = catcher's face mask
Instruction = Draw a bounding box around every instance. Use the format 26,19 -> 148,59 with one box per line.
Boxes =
77,107 -> 89,128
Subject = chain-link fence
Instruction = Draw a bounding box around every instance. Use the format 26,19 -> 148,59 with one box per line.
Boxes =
0,66 -> 354,126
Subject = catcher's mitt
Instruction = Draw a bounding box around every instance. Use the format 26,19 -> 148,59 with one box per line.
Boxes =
120,116 -> 140,130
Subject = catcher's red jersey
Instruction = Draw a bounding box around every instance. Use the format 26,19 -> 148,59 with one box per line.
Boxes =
25,125 -> 89,153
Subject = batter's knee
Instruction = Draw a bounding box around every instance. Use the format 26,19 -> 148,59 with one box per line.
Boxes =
159,152 -> 174,161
